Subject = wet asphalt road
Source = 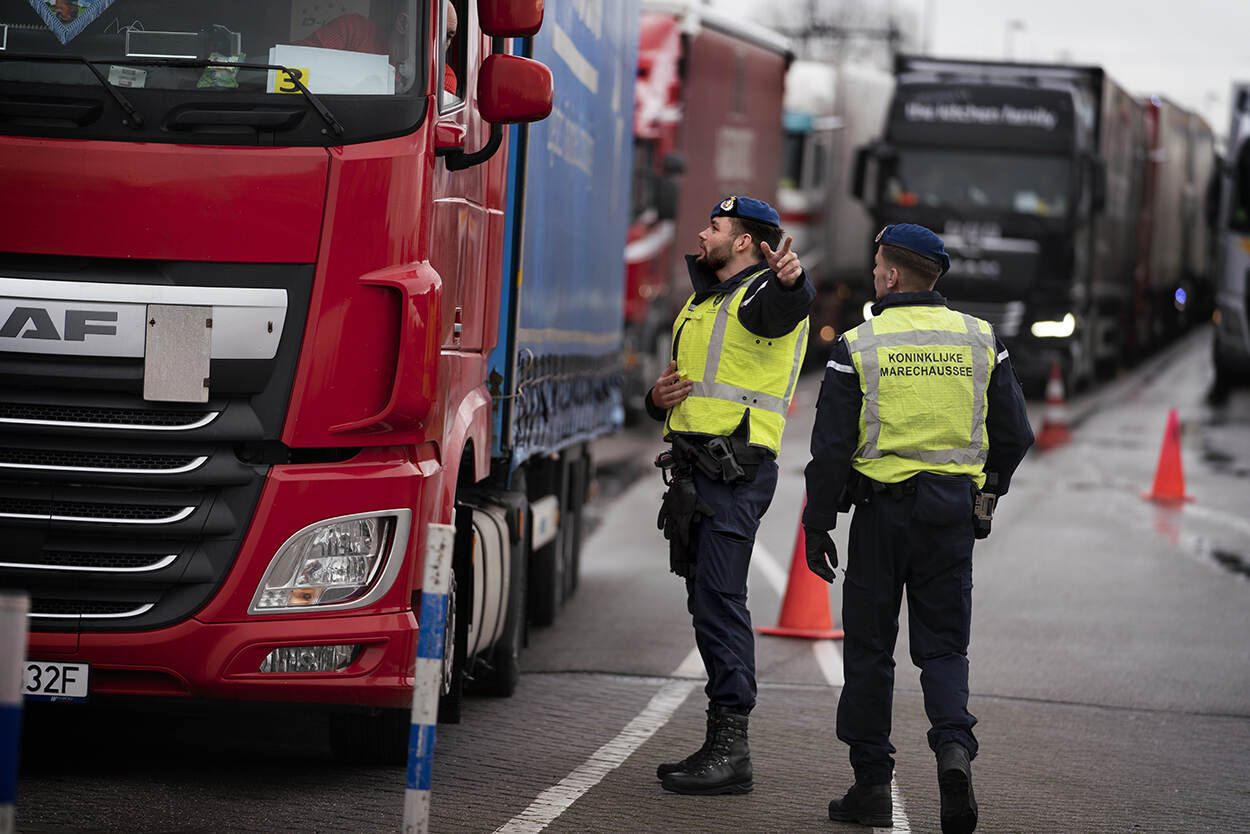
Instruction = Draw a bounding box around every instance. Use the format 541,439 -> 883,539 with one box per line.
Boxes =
12,326 -> 1250,834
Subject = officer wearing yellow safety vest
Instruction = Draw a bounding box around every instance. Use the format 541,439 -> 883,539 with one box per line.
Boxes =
646,196 -> 814,796
803,224 -> 1034,833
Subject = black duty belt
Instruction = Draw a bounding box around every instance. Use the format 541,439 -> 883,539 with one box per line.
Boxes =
868,477 -> 917,500
670,433 -> 770,483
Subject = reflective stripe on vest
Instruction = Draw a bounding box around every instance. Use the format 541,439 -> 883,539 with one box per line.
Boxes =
847,308 -> 995,470
667,268 -> 808,452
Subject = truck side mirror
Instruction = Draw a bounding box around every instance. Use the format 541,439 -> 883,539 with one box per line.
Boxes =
1088,155 -> 1107,213
477,54 -> 553,124
656,152 -> 684,220
478,0 -> 544,37
657,176 -> 679,221
851,145 -> 869,200
443,54 -> 552,171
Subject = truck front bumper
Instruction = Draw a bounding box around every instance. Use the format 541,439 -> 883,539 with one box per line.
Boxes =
25,610 -> 420,709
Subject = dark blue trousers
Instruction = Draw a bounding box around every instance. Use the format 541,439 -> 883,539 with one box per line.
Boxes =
837,474 -> 979,784
684,460 -> 778,712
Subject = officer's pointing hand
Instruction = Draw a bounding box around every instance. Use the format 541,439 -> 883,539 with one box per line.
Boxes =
803,526 -> 838,583
761,236 -> 802,288
651,360 -> 693,410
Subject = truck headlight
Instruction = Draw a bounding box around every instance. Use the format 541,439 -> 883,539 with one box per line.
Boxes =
1030,313 -> 1075,338
249,510 -> 411,613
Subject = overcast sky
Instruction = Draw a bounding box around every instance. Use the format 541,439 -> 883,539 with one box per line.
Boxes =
706,0 -> 1250,143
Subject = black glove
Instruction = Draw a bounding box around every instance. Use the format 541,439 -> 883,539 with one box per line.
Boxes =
803,526 -> 838,583
657,478 -> 715,551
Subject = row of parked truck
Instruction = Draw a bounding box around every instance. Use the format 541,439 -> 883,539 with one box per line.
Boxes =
1,0 -> 1239,762
623,14 -> 1228,399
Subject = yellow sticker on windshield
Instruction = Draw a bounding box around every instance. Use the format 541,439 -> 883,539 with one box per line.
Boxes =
272,67 -> 309,94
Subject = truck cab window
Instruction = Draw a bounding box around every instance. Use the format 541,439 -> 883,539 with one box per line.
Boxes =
439,0 -> 464,110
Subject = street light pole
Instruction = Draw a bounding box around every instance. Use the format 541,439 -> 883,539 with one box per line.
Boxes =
1004,19 -> 1025,60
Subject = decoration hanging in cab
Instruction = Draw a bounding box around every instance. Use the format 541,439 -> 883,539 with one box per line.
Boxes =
30,0 -> 117,45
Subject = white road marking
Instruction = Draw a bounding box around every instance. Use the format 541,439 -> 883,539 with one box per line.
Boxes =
755,543 -> 911,833
494,535 -> 859,832
750,539 -> 790,595
672,646 -> 707,680
1181,501 -> 1250,538
813,639 -> 844,687
887,778 -> 913,832
751,540 -> 845,687
492,679 -> 698,834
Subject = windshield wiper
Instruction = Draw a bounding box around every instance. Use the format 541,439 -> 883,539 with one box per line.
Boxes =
0,52 -> 143,127
0,54 -> 344,137
109,56 -> 344,137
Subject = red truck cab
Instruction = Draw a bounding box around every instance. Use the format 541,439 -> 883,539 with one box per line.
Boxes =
0,0 -> 551,759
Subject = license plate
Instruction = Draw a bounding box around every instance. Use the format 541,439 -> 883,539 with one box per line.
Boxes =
23,660 -> 89,702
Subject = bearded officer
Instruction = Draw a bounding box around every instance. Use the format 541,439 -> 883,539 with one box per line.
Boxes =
647,196 -> 814,795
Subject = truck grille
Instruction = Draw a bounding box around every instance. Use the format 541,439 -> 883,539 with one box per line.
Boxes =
0,446 -> 205,473
30,599 -> 155,618
1,551 -> 177,571
0,401 -> 218,429
0,398 -> 265,630
0,497 -> 195,523
951,300 -> 1026,338
0,256 -> 313,632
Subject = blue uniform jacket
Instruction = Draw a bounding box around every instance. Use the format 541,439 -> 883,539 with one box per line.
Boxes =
802,291 -> 1035,530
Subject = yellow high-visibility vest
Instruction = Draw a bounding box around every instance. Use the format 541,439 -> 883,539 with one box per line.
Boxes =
665,269 -> 808,454
844,304 -> 997,487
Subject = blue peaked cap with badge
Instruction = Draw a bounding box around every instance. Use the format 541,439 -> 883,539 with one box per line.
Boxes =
710,195 -> 780,228
876,223 -> 951,277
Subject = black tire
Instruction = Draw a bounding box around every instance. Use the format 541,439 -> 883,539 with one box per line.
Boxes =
483,586 -> 524,697
329,708 -> 409,765
475,508 -> 527,697
437,568 -> 465,724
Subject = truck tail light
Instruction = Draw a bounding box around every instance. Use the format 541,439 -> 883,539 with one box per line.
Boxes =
248,510 -> 411,613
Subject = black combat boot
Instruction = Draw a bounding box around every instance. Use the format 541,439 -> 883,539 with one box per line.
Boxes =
937,742 -> 978,834
828,781 -> 892,827
659,707 -> 752,795
656,707 -> 716,779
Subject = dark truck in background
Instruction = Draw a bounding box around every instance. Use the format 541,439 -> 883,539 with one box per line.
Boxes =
853,55 -> 1142,391
1212,83 -> 1250,387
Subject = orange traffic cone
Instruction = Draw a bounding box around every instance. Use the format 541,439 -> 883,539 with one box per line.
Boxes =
1143,408 -> 1192,503
757,504 -> 843,640
1035,362 -> 1072,450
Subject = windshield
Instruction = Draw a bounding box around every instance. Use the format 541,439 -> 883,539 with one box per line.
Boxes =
880,150 -> 1073,219
0,0 -> 426,145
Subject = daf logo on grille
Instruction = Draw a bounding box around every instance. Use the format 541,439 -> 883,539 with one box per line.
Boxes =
0,306 -> 119,341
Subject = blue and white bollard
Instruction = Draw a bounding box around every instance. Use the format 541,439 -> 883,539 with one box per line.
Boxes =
403,522 -> 456,834
1,593 -> 29,834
